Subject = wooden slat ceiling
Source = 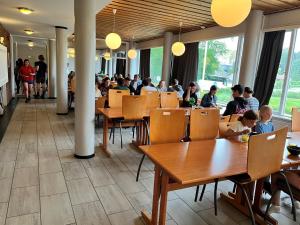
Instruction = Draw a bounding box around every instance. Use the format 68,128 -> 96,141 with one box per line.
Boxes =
96,0 -> 300,42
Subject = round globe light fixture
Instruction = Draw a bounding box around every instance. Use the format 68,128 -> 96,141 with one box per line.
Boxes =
105,32 -> 122,50
172,41 -> 185,56
211,0 -> 252,27
128,49 -> 137,59
104,52 -> 111,61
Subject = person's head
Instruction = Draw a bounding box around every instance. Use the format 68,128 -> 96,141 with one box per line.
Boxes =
142,79 -> 149,87
240,110 -> 258,128
110,77 -> 115,81
231,84 -> 244,98
147,77 -> 152,84
133,74 -> 139,81
117,78 -> 125,87
172,79 -> 179,86
243,87 -> 253,98
159,80 -> 166,88
189,82 -> 197,93
24,59 -> 30,66
17,58 -> 23,67
117,74 -> 123,79
124,77 -> 131,86
38,55 -> 45,61
259,105 -> 273,122
209,85 -> 217,96
103,77 -> 110,86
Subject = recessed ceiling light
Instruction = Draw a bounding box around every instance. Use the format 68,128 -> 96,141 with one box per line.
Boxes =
24,29 -> 34,35
200,26 -> 206,29
18,7 -> 34,15
28,40 -> 34,47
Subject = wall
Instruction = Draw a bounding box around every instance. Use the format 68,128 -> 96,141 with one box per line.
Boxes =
16,44 -> 47,65
0,23 -> 12,106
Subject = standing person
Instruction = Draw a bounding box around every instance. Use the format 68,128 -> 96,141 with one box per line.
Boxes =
201,85 -> 218,107
156,80 -> 167,92
14,58 -> 23,94
243,87 -> 260,111
182,82 -> 198,107
19,59 -> 36,103
35,55 -> 48,98
223,84 -> 248,116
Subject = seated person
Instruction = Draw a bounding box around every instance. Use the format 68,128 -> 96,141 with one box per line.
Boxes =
223,110 -> 258,140
255,105 -> 274,134
147,77 -> 155,87
140,79 -> 157,93
99,77 -> 112,96
223,84 -> 248,116
201,85 -> 218,107
243,87 -> 260,111
182,82 -> 198,107
113,78 -> 129,90
130,74 -> 142,92
156,80 -> 168,92
124,77 -> 135,94
168,79 -> 184,97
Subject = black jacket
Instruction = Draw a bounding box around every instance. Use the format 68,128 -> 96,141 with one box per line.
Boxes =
223,97 -> 248,116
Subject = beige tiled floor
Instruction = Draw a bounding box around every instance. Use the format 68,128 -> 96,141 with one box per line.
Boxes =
0,99 -> 298,225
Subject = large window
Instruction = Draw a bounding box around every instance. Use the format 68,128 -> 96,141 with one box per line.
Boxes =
197,36 -> 242,104
150,47 -> 163,85
270,29 -> 300,116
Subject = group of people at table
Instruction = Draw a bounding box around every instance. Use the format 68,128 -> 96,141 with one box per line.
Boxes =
96,74 -> 299,218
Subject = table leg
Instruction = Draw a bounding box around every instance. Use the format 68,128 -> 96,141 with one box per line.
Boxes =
100,116 -> 111,157
142,166 -> 162,225
159,172 -> 169,225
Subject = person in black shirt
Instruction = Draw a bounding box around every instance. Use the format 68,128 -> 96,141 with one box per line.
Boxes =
182,82 -> 198,107
223,84 -> 248,116
124,77 -> 135,94
35,55 -> 47,98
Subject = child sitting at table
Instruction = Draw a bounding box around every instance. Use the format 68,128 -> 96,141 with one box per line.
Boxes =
255,105 -> 274,134
224,110 -> 258,139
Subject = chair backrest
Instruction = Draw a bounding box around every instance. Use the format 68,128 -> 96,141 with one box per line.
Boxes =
108,89 -> 130,108
220,115 -> 230,123
95,96 -> 107,114
230,114 -> 242,122
190,108 -> 220,141
122,95 -> 147,120
292,108 -> 300,132
160,92 -> 179,108
247,127 -> 288,181
218,121 -> 235,138
141,90 -> 160,109
150,109 -> 186,144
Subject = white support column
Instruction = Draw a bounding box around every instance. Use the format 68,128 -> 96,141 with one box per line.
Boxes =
48,39 -> 56,98
109,55 -> 113,76
9,35 -> 15,98
74,0 -> 96,158
162,32 -> 173,85
55,26 -> 68,114
112,53 -> 117,74
238,10 -> 264,87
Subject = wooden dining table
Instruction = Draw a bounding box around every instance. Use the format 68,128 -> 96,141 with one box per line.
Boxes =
138,133 -> 300,225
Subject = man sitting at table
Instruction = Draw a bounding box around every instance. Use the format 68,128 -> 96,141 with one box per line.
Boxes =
130,74 -> 142,92
223,110 -> 257,140
223,84 -> 248,116
124,77 -> 135,94
201,85 -> 218,107
168,79 -> 184,97
113,78 -> 129,90
243,87 -> 260,111
140,79 -> 157,92
182,82 -> 198,107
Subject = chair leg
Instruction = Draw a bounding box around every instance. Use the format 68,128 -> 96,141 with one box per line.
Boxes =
238,183 -> 256,225
233,183 -> 237,193
264,190 -> 279,220
136,154 -> 146,182
132,122 -> 136,139
112,123 -> 115,144
280,172 -> 297,222
199,184 -> 206,201
119,122 -> 123,149
194,186 -> 200,202
214,179 -> 219,216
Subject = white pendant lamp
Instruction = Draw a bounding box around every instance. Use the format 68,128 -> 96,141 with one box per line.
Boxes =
128,36 -> 137,59
103,51 -> 111,61
105,9 -> 122,50
172,22 -> 185,56
211,0 -> 252,27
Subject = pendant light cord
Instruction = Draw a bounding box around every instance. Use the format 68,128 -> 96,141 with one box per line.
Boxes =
179,22 -> 183,41
113,9 -> 117,33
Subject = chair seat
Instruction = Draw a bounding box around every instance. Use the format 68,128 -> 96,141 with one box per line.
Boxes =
227,173 -> 252,185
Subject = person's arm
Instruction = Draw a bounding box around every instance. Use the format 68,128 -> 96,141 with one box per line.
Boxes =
224,128 -> 251,138
254,123 -> 263,134
223,102 -> 234,116
184,87 -> 191,101
201,94 -> 211,107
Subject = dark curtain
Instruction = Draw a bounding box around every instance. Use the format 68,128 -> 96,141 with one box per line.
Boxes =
139,49 -> 151,79
116,58 -> 126,75
171,42 -> 199,89
253,30 -> 285,106
101,58 -> 106,74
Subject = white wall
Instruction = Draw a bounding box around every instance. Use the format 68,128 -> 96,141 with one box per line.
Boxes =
16,44 -> 47,65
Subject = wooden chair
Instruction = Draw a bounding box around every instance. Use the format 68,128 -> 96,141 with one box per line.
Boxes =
218,121 -> 235,138
220,115 -> 230,122
228,127 -> 288,225
141,90 -> 160,109
110,95 -> 147,148
230,114 -> 242,122
160,92 -> 179,108
108,89 -> 130,108
292,108 -> 300,132
190,108 -> 220,215
95,96 -> 107,126
136,109 -> 187,181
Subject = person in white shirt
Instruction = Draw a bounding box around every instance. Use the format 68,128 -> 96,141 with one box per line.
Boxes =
141,79 -> 157,92
156,80 -> 168,92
